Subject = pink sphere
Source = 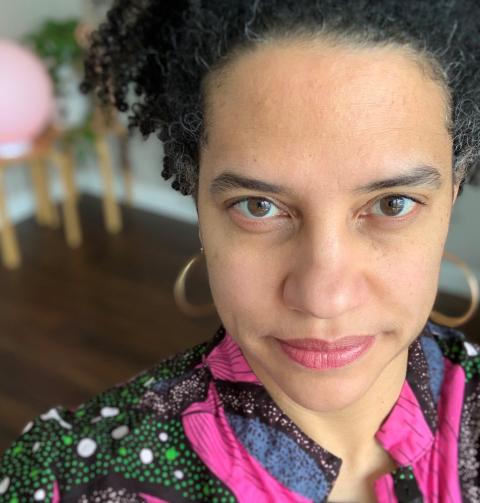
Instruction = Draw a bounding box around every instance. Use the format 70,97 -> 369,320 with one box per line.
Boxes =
0,39 -> 54,144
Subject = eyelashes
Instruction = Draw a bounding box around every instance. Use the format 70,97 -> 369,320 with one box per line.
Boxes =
227,194 -> 424,224
368,194 -> 423,218
228,197 -> 284,220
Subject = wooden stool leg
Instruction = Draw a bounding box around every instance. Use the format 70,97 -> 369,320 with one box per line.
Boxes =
94,134 -> 122,233
64,145 -> 80,202
51,150 -> 82,248
31,158 -> 60,228
118,133 -> 134,207
31,159 -> 49,225
0,170 -> 21,269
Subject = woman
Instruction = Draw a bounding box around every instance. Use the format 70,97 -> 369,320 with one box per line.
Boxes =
1,0 -> 480,501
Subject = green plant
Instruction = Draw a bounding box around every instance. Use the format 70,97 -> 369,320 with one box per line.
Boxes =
24,19 -> 83,90
24,19 -> 95,162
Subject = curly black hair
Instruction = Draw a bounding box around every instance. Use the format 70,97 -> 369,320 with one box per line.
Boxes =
81,0 -> 480,199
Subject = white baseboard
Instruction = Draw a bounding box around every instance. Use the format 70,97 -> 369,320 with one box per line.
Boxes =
78,169 -> 199,225
5,163 -> 198,226
5,188 -> 38,224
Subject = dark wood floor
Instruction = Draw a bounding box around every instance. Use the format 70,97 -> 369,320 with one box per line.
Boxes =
0,195 -> 221,452
0,195 -> 478,452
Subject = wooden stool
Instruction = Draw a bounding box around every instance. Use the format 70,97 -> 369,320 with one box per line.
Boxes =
91,106 -> 128,234
0,126 -> 82,269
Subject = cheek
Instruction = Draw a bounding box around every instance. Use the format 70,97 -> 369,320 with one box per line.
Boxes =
206,245 -> 442,336
377,235 -> 445,325
369,195 -> 451,319
206,245 -> 273,313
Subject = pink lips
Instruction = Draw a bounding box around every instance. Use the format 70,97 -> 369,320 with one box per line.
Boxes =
277,335 -> 375,370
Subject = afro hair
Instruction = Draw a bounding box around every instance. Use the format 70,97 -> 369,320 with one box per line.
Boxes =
81,0 -> 480,198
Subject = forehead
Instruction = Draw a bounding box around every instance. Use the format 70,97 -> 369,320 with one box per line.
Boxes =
201,42 -> 452,190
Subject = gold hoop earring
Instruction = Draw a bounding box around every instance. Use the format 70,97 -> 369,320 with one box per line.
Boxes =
430,251 -> 479,328
173,247 -> 217,318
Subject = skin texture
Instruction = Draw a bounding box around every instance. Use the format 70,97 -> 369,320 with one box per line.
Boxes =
196,41 -> 459,500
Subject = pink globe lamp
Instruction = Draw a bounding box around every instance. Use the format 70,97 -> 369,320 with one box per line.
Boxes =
0,39 -> 55,158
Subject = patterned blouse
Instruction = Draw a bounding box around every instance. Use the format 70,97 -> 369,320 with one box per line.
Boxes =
0,320 -> 479,503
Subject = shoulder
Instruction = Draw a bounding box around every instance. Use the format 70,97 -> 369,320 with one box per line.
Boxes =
0,327 -> 225,502
426,323 -> 480,500
418,321 -> 480,406
425,321 -> 480,426
425,320 -> 480,366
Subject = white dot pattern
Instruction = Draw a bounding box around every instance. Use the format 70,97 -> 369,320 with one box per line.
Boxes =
34,488 -> 46,501
465,341 -> 478,357
40,408 -> 72,429
111,425 -> 129,440
0,477 -> 10,495
140,448 -> 154,464
100,406 -> 119,417
77,438 -> 97,458
158,432 -> 168,442
22,421 -> 34,434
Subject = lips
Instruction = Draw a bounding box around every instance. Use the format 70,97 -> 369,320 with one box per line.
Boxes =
276,335 -> 375,370
279,335 -> 374,351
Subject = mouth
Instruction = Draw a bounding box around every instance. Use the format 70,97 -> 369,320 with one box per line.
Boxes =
275,335 -> 376,370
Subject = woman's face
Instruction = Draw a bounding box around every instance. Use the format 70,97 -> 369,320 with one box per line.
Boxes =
196,41 -> 458,413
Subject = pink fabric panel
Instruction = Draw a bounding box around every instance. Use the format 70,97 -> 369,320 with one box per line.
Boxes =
197,332 -> 261,384
182,381 -> 312,503
412,359 -> 465,503
139,494 -> 170,503
376,380 -> 434,465
52,480 -> 60,503
374,473 -> 397,503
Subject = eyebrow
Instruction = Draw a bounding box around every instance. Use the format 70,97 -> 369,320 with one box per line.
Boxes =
353,165 -> 443,194
209,165 -> 443,196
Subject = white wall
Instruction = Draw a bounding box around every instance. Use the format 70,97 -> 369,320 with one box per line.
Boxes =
442,185 -> 480,297
0,0 -> 84,39
1,0 -> 479,300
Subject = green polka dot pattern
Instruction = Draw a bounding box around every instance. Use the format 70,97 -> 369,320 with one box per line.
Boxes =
437,338 -> 480,383
0,328 -> 237,502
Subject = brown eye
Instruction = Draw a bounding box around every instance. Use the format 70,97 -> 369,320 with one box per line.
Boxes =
380,196 -> 405,216
231,197 -> 281,220
371,195 -> 417,218
247,198 -> 272,217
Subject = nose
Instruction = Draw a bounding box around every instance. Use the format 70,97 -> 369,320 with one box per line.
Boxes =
282,223 -> 367,320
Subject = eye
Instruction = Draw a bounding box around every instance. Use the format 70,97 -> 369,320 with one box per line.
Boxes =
369,194 -> 422,218
228,197 -> 284,220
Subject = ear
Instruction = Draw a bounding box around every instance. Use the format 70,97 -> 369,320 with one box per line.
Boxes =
452,181 -> 461,205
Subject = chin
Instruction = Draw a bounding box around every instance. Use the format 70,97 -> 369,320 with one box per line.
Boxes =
273,369 -> 375,413
245,346 -> 378,414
